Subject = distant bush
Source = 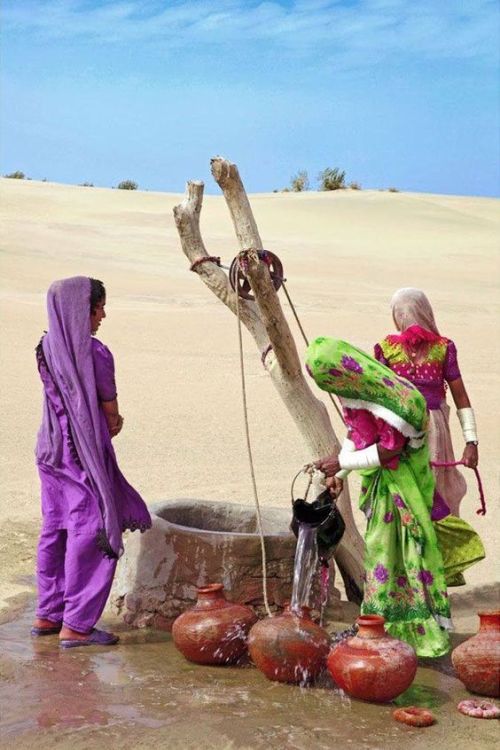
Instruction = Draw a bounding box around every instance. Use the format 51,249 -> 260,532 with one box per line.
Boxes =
4,170 -> 25,179
388,187 -> 399,192
290,170 -> 309,192
318,167 -> 346,191
116,179 -> 138,190
281,187 -> 290,192
349,181 -> 362,190
80,182 -> 94,187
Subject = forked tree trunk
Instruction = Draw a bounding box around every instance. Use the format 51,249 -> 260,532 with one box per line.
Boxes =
173,157 -> 364,602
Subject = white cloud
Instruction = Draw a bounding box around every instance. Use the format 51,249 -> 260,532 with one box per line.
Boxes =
2,0 -> 498,68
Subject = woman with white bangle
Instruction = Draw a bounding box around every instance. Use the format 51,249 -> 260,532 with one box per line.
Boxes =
374,288 -> 484,585
306,337 -> 452,658
374,288 -> 476,516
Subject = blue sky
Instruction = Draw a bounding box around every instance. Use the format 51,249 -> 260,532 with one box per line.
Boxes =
1,0 -> 499,195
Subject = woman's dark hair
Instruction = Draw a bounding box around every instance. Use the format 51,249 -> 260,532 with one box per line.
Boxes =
89,278 -> 106,313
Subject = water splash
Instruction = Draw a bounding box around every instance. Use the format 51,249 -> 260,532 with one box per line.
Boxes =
290,523 -> 318,614
0,600 -> 487,749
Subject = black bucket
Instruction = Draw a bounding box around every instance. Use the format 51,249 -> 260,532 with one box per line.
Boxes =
290,488 -> 345,557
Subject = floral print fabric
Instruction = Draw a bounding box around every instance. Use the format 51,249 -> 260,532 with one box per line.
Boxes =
360,447 -> 451,657
306,338 -> 451,657
306,337 -> 428,434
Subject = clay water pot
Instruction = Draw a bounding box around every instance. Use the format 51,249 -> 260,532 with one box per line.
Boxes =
327,615 -> 417,702
172,583 -> 257,665
451,610 -> 500,697
248,605 -> 330,684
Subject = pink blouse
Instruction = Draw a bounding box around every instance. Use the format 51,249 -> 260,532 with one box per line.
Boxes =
374,339 -> 461,410
343,407 -> 450,519
343,407 -> 406,470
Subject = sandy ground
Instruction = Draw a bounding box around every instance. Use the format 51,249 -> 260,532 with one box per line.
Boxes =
0,176 -> 499,619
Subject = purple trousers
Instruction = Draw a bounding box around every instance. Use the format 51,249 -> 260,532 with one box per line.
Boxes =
36,527 -> 117,633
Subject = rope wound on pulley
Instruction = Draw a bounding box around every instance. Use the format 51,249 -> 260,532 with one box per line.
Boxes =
229,250 -> 285,300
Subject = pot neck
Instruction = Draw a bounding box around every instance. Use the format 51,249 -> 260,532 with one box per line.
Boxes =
478,611 -> 500,632
285,604 -> 312,621
356,615 -> 386,638
195,584 -> 226,610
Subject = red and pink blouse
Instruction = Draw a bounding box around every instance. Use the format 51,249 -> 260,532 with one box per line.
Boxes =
374,325 -> 461,411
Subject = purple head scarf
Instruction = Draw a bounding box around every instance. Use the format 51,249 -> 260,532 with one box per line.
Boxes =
36,276 -> 122,558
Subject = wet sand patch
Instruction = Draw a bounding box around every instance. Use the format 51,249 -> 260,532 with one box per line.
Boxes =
0,598 -> 498,750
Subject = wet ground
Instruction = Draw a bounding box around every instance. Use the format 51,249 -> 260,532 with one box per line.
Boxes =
0,596 -> 498,750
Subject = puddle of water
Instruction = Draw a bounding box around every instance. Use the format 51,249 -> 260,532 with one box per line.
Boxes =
0,599 -> 497,750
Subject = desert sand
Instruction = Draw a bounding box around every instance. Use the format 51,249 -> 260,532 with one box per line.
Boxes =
1,175 -> 500,750
0,176 -> 499,618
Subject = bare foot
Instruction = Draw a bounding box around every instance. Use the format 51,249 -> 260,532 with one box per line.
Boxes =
59,626 -> 92,641
33,618 -> 61,630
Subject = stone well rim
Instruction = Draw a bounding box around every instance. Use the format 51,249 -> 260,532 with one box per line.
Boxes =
149,498 -> 294,540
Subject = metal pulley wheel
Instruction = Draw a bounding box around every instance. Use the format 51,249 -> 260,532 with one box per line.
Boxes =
229,250 -> 284,300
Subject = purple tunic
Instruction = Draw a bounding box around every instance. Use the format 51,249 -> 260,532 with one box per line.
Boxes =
37,338 -> 150,535
35,277 -> 151,632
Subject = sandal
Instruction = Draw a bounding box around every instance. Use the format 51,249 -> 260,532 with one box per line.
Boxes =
60,628 -> 119,649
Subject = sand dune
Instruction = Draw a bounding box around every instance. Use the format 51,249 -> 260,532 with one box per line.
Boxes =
0,177 -> 498,616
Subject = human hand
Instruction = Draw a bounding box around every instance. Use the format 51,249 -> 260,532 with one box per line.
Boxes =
314,454 -> 341,478
110,414 -> 124,438
326,476 -> 343,497
462,443 -> 478,469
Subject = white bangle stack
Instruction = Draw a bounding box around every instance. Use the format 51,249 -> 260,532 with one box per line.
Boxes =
335,438 -> 355,479
457,407 -> 478,444
339,442 -> 381,471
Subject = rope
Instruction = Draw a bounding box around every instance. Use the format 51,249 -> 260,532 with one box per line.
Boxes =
235,280 -> 273,618
430,459 -> 486,516
190,256 -> 221,272
281,280 -> 345,426
192,250 -> 345,427
281,282 -> 310,348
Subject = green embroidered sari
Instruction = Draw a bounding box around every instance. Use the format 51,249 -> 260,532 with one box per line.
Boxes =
306,338 -> 451,657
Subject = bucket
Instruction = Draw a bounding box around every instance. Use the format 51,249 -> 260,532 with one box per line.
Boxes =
290,472 -> 345,557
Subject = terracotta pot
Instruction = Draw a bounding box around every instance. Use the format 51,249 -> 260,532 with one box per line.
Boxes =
452,611 -> 500,697
327,614 -> 417,702
172,583 -> 257,665
248,605 -> 330,684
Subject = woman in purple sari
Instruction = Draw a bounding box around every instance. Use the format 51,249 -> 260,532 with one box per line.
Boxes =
31,277 -> 151,647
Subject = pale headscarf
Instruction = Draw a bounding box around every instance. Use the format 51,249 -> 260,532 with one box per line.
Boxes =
390,288 -> 440,335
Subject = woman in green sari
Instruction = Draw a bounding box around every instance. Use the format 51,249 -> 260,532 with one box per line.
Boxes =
306,337 -> 451,658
